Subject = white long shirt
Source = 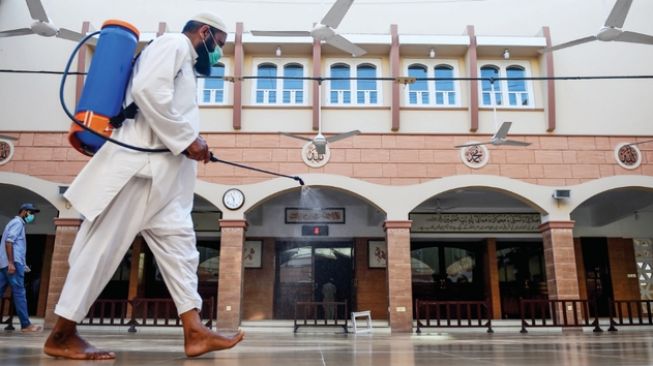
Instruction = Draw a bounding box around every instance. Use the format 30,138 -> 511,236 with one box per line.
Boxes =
65,33 -> 201,222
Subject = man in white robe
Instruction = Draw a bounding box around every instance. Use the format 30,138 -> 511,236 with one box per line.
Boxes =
44,13 -> 243,360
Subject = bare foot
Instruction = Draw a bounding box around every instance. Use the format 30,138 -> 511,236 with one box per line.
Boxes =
43,317 -> 116,360
184,328 -> 245,358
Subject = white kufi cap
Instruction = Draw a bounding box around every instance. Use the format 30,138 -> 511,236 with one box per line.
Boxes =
191,12 -> 227,33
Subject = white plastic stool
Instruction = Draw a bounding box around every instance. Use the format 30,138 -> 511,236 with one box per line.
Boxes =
351,310 -> 372,334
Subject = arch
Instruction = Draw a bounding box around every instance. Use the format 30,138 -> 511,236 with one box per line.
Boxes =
0,172 -> 75,217
356,62 -> 376,70
434,64 -> 454,71
402,175 -> 549,216
567,176 -> 653,213
196,174 -> 555,221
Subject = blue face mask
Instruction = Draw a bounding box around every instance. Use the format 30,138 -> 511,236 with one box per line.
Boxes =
25,214 -> 35,224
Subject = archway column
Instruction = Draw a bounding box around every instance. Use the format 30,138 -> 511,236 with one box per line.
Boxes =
44,218 -> 82,329
539,220 -> 581,324
384,220 -> 413,333
216,219 -> 247,332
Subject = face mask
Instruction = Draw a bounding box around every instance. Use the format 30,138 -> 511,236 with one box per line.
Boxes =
195,29 -> 223,76
209,46 -> 223,66
25,214 -> 35,224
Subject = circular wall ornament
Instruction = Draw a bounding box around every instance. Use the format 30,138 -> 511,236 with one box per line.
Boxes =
459,143 -> 489,169
0,138 -> 15,166
301,141 -> 331,168
614,142 -> 642,170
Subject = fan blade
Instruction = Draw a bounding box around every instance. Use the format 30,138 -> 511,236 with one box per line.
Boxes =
0,28 -> 33,37
604,0 -> 633,28
250,30 -> 311,37
627,139 -> 653,146
616,31 -> 653,45
25,0 -> 49,22
321,0 -> 354,29
56,28 -> 84,42
324,34 -> 366,57
280,132 -> 313,142
499,139 -> 532,147
493,122 -> 512,140
454,141 -> 492,148
541,36 -> 597,52
326,130 -> 360,143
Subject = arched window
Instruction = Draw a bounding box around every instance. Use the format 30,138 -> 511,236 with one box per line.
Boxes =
356,64 -> 377,104
408,64 -> 428,105
480,65 -> 502,106
199,63 -> 225,104
434,65 -> 455,105
256,63 -> 278,104
283,64 -> 304,104
330,64 -> 351,104
506,66 -> 528,106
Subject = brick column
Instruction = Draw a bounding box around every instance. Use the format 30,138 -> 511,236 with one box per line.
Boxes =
216,219 -> 246,331
539,221 -> 580,324
384,220 -> 413,333
44,218 -> 82,329
485,238 -> 502,319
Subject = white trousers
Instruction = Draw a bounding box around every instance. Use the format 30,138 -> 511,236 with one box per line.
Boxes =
55,176 -> 202,322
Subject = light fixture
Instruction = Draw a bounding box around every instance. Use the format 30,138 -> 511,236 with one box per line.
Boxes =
275,46 -> 282,57
503,48 -> 510,60
429,48 -> 435,58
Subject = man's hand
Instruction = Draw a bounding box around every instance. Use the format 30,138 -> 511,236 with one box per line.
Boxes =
7,263 -> 16,275
185,136 -> 211,163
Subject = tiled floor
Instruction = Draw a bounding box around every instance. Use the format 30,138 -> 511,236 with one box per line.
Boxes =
3,326 -> 653,366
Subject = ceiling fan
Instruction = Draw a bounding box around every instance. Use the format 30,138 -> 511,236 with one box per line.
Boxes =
542,0 -> 653,52
280,81 -> 360,155
250,0 -> 366,57
455,122 -> 531,148
455,82 -> 531,148
0,0 -> 89,42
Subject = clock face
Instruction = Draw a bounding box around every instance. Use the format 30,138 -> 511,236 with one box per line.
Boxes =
223,188 -> 245,210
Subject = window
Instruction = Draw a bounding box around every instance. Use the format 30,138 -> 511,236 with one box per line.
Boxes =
256,63 -> 278,104
198,63 -> 226,105
408,64 -> 429,105
283,64 -> 304,104
506,66 -> 529,106
253,60 -> 306,105
356,64 -> 378,104
479,62 -> 533,108
405,61 -> 459,106
481,65 -> 502,106
330,63 -> 351,104
328,61 -> 382,106
434,65 -> 455,106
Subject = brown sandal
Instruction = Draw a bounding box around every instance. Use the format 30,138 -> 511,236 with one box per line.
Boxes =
21,324 -> 43,333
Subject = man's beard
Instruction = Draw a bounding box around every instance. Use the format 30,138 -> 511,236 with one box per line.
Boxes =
195,44 -> 211,76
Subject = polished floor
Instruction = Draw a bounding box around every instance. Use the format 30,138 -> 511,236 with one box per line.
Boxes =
3,324 -> 653,366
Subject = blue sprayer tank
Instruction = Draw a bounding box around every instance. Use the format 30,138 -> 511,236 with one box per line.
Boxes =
68,20 -> 140,156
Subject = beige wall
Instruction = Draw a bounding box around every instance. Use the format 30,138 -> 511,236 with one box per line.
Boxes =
1,0 -> 652,136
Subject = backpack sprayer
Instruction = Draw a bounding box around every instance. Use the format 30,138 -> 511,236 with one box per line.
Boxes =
61,19 -> 304,185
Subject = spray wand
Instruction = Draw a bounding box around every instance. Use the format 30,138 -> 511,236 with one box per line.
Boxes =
209,153 -> 304,185
60,30 -> 304,186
